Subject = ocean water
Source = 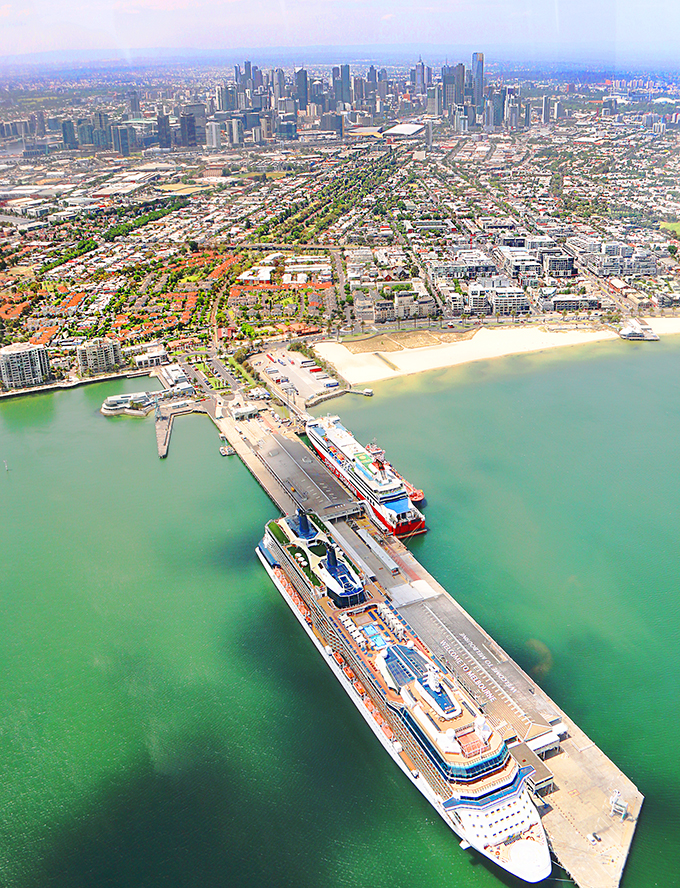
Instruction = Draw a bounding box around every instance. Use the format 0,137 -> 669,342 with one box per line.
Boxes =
0,340 -> 678,888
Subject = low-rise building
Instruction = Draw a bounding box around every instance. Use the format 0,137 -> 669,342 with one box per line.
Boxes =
134,346 -> 168,368
494,246 -> 542,281
543,252 -> 575,278
374,299 -> 396,323
547,294 -> 601,312
469,276 -> 530,316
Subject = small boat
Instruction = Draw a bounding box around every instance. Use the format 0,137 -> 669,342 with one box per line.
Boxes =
219,445 -> 236,456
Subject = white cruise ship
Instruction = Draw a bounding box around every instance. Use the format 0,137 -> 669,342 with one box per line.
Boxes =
257,510 -> 552,883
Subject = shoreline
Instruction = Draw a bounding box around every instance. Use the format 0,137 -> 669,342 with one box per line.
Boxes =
314,319 -> 680,385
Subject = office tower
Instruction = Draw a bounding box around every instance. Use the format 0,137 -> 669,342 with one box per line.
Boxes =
128,90 -> 141,117
253,66 -> 263,89
0,343 -> 50,389
492,90 -> 505,126
295,68 -> 308,110
353,77 -> 365,103
340,64 -> 351,104
414,58 -> 425,95
180,113 -> 197,147
542,95 -> 551,124
157,113 -> 172,149
524,101 -> 531,127
426,120 -> 433,148
92,110 -> 109,131
61,119 -> 78,149
92,127 -> 110,149
243,60 -> 252,81
553,100 -> 563,121
216,85 -> 227,111
484,99 -> 494,129
472,52 -> 484,109
36,110 -> 46,137
206,121 -> 221,149
234,64 -> 241,84
77,122 -> 94,145
442,74 -> 455,113
112,125 -> 130,156
427,85 -> 442,116
230,118 -> 243,145
454,63 -> 466,106
274,68 -> 286,100
367,65 -> 377,86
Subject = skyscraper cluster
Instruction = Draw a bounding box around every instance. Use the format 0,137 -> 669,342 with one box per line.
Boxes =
19,49 -> 540,158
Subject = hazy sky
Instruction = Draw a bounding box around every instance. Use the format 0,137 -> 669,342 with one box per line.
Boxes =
0,0 -> 677,63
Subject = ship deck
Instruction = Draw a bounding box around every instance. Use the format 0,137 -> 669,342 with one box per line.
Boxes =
329,517 -> 644,888
208,402 -> 644,888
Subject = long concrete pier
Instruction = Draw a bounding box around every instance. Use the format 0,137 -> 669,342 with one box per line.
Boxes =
200,398 -> 642,888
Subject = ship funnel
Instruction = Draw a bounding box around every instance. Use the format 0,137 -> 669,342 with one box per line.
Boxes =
297,508 -> 311,537
326,544 -> 338,569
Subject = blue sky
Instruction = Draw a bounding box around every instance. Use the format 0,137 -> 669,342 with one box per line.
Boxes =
0,0 -> 677,64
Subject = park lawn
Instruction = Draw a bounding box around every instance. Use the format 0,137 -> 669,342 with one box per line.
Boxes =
661,221 -> 680,235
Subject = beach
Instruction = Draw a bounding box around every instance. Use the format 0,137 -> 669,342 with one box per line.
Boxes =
314,318 -> 680,384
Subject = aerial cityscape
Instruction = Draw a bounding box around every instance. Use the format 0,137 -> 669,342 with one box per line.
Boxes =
2,12 -> 680,888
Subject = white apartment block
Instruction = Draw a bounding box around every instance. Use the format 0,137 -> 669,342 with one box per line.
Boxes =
77,337 -> 123,375
0,342 -> 51,389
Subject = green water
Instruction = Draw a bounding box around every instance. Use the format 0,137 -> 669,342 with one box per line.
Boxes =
0,341 -> 678,888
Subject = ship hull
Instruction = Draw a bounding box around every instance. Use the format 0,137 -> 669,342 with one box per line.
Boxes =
257,545 -> 550,882
309,442 -> 426,537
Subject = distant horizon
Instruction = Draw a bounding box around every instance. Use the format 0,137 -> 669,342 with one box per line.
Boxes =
2,0 -> 680,75
2,42 -> 680,77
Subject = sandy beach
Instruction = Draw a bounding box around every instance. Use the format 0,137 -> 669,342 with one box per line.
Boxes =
315,318 -> 680,385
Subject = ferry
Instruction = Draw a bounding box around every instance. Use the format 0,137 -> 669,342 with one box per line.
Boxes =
365,442 -> 425,503
257,510 -> 552,884
306,416 -> 425,537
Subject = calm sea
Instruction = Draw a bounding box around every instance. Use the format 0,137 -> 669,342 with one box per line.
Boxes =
1,339 -> 679,888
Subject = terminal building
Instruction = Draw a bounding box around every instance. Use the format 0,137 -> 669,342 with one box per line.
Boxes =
77,337 -> 123,375
0,342 -> 51,389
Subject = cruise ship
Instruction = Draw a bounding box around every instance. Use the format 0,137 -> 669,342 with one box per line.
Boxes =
257,510 -> 552,883
306,416 -> 425,537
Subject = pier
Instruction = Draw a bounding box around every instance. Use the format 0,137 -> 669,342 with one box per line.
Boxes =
128,360 -> 642,888
199,401 -> 643,888
155,399 -> 208,458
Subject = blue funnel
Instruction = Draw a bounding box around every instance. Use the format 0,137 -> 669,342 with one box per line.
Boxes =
326,544 -> 338,569
298,509 -> 311,537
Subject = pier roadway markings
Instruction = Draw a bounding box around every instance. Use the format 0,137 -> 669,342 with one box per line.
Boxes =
398,599 -> 537,743
235,416 -> 360,521
331,520 -> 643,888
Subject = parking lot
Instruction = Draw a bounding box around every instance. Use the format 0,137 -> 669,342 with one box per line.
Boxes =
251,347 -> 339,402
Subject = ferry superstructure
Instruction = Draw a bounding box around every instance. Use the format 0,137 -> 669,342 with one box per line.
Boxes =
257,510 -> 552,883
306,416 -> 425,537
